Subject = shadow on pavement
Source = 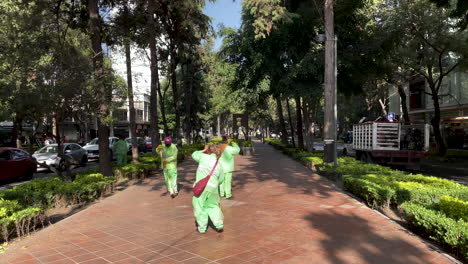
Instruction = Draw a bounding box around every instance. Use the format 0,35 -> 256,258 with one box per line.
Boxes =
303,210 -> 442,264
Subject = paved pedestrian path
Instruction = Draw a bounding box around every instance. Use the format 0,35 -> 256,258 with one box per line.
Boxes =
2,143 -> 457,264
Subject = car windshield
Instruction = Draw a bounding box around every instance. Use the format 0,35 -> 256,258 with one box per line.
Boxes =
89,138 -> 98,145
37,146 -> 58,154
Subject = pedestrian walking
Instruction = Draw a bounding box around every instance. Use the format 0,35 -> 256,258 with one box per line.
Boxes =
192,144 -> 224,233
114,135 -> 129,165
157,137 -> 179,198
219,136 -> 240,199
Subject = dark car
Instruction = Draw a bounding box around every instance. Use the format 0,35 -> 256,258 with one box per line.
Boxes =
0,147 -> 37,181
126,137 -> 147,153
144,138 -> 152,152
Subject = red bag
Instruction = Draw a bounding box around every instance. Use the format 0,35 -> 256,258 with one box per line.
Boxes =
193,160 -> 218,197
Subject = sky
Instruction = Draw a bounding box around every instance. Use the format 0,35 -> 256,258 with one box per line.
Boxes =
203,0 -> 243,50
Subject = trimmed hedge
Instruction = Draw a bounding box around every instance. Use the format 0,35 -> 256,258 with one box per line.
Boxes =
265,138 -> 468,262
403,202 -> 468,260
439,195 -> 468,222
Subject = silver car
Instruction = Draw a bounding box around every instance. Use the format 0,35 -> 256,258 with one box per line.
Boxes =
33,143 -> 88,171
83,137 -> 118,160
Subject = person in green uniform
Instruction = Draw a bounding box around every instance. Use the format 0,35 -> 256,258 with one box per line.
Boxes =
192,144 -> 224,233
114,135 -> 129,165
158,137 -> 179,198
219,136 -> 240,199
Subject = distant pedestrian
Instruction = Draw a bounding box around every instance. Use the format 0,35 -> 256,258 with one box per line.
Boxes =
157,137 -> 179,198
219,136 -> 240,199
114,135 -> 129,165
192,144 -> 224,233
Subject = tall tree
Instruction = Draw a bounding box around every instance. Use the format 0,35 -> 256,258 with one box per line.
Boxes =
88,0 -> 113,175
384,0 -> 468,155
109,1 -> 140,162
145,0 -> 161,153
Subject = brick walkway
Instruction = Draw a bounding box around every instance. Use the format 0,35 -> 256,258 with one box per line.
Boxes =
2,143 -> 458,264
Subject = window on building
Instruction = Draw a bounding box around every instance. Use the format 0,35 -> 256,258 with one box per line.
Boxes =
136,110 -> 144,121
409,80 -> 425,109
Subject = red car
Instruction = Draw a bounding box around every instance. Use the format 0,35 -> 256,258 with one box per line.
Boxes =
0,147 -> 37,181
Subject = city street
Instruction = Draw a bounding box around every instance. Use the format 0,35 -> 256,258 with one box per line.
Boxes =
0,160 -> 99,191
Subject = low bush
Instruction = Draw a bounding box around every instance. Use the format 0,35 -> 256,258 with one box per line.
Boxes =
343,175 -> 396,208
439,195 -> 468,222
402,202 -> 468,260
210,138 -> 223,144
242,140 -> 254,147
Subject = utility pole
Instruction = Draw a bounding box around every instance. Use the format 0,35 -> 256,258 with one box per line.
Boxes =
323,0 -> 338,167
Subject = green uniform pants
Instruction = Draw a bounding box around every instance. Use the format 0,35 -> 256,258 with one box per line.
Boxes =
193,191 -> 223,233
116,153 -> 127,165
163,168 -> 178,194
220,172 -> 233,198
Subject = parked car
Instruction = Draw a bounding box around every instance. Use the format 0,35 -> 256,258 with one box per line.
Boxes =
83,137 -> 118,159
312,141 -> 325,151
33,143 -> 87,171
144,138 -> 152,152
125,137 -> 147,153
341,132 -> 355,156
0,147 -> 37,181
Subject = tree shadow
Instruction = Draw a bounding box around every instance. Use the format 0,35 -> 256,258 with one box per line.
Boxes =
302,210 -> 445,264
228,142 -> 336,198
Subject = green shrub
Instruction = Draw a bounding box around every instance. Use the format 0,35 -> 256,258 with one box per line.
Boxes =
439,195 -> 468,222
402,202 -> 468,261
395,181 -> 468,206
210,138 -> 223,143
343,175 -> 396,207
139,153 -> 161,165
242,140 -> 254,147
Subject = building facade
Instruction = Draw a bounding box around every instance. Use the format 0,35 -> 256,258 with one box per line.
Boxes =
389,71 -> 468,149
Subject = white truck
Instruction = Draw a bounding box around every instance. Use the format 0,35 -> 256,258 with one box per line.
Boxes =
352,122 -> 430,165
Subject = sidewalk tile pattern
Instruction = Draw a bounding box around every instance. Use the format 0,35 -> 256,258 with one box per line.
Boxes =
1,143 -> 458,264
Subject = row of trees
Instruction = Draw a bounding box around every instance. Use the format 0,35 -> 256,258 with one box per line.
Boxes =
209,0 -> 467,155
0,0 -> 214,176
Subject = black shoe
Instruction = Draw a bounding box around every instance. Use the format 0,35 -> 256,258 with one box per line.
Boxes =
171,193 -> 178,199
226,196 -> 233,200
215,227 -> 224,233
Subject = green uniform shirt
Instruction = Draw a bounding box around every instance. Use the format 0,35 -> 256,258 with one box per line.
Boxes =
161,144 -> 178,169
219,143 -> 240,173
192,151 -> 224,193
113,140 -> 129,155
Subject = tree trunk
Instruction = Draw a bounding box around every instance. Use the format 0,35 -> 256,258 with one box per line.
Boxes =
217,115 -> 221,138
12,115 -> 22,148
276,96 -> 288,143
185,63 -> 194,143
170,46 -> 181,139
286,98 -> 295,148
431,90 -> 447,155
88,0 -> 112,176
398,84 -> 410,123
147,0 -> 161,153
302,99 -> 313,152
295,96 -> 304,150
124,30 -> 139,163
157,81 -> 169,136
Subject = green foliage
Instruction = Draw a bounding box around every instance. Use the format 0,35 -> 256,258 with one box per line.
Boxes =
210,138 -> 223,143
402,202 -> 468,260
343,175 -> 396,208
242,140 -> 254,147
439,195 -> 468,222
